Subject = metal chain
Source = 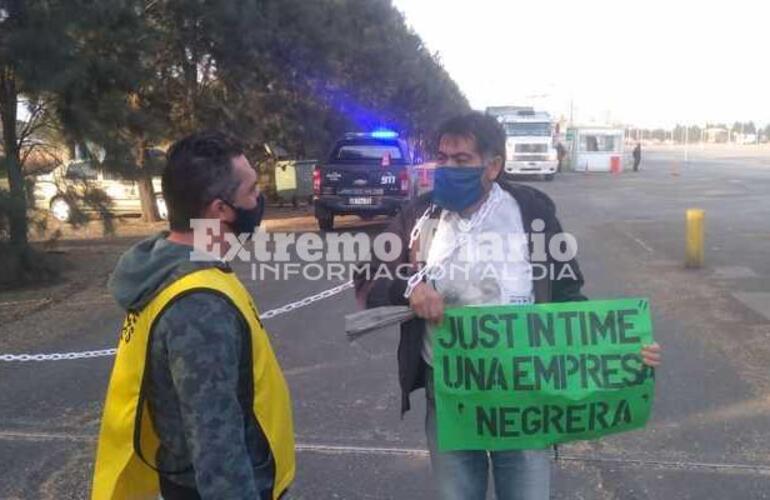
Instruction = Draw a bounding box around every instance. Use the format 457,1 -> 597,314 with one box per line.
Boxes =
260,280 -> 353,319
0,280 -> 354,363
408,204 -> 436,250
404,186 -> 504,300
403,204 -> 438,300
0,348 -> 118,363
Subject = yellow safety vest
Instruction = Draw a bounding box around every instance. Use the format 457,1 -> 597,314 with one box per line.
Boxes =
92,268 -> 295,500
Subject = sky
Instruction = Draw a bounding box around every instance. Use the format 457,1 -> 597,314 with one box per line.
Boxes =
393,0 -> 769,129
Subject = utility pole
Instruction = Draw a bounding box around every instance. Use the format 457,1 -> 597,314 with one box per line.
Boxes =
684,124 -> 689,163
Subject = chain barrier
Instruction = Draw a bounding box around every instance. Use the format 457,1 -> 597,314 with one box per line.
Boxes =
0,280 -> 354,363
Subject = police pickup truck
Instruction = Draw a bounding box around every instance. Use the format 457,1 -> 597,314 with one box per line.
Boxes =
313,131 -> 415,230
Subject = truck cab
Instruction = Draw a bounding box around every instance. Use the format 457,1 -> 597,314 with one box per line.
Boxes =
313,131 -> 415,230
488,107 -> 559,181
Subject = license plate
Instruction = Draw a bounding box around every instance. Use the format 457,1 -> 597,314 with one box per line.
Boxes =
349,197 -> 372,205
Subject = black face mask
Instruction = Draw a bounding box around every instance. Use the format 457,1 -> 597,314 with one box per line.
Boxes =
224,192 -> 264,237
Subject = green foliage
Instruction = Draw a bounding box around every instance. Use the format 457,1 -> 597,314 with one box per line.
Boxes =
248,0 -> 469,154
52,0 -> 469,165
730,121 -> 756,134
3,0 -> 470,240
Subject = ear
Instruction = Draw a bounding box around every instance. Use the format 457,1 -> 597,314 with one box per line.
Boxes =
202,198 -> 233,223
486,155 -> 504,181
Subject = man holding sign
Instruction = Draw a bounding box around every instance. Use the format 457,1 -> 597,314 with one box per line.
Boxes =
354,112 -> 661,500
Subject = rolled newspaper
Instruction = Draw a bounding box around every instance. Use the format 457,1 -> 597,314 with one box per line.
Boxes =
345,306 -> 415,340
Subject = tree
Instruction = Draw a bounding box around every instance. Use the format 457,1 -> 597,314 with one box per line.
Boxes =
58,0 -> 293,218
56,1 -> 170,222
0,0 -> 78,247
688,125 -> 702,143
673,124 -> 684,143
6,0 -> 472,237
255,0 -> 469,151
652,129 -> 667,142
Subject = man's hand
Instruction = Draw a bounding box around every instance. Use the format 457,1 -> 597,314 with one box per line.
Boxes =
409,282 -> 444,324
641,342 -> 662,367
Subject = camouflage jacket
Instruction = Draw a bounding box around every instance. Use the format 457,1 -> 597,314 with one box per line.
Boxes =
148,291 -> 274,499
108,233 -> 274,499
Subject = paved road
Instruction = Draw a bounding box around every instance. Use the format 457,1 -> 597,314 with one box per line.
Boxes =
1,148 -> 769,499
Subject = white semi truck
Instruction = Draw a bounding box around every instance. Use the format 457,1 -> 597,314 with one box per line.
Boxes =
486,106 -> 559,181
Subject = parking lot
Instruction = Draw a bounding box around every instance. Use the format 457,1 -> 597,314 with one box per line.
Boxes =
1,146 -> 769,499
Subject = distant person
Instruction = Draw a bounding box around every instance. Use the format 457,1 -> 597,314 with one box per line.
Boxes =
633,142 -> 642,171
556,142 -> 567,172
92,132 -> 295,500
355,112 -> 662,500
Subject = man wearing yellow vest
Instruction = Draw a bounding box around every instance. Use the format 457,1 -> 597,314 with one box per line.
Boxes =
92,131 -> 295,500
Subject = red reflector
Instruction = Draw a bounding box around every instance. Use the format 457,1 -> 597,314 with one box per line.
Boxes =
313,166 -> 321,194
399,170 -> 409,193
419,167 -> 429,187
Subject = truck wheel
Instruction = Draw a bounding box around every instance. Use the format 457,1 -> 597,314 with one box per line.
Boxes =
315,205 -> 334,231
544,174 -> 555,182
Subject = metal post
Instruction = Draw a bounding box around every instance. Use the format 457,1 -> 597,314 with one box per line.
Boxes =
685,209 -> 705,268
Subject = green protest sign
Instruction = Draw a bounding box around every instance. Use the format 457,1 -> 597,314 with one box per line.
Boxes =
432,298 -> 655,451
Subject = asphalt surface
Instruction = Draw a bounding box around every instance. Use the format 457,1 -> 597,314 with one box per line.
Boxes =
1,147 -> 769,499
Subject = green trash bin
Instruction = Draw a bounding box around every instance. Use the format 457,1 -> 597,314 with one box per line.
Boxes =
274,159 -> 317,206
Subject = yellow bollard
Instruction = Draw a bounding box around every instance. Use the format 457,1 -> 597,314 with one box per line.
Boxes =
685,209 -> 704,268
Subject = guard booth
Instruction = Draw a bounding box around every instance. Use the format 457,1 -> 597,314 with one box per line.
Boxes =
566,126 -> 625,172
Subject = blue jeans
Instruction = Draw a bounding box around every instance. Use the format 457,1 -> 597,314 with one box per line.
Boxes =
425,368 -> 551,500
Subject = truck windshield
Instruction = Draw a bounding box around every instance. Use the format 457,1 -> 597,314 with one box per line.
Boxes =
503,122 -> 552,137
334,143 -> 404,162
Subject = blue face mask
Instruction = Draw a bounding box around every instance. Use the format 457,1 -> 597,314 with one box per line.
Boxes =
432,166 -> 486,212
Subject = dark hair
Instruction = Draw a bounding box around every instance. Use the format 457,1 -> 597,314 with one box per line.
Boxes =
162,131 -> 244,231
435,111 -> 506,164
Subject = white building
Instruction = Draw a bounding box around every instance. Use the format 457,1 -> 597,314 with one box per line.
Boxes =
566,126 -> 625,172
